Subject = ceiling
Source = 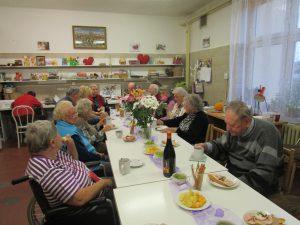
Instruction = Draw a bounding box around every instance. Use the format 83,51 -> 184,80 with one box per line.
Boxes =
0,0 -> 212,17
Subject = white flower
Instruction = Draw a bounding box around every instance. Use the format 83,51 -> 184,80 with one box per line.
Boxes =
140,96 -> 159,110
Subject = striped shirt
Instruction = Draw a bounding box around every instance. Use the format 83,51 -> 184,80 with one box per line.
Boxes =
25,150 -> 94,208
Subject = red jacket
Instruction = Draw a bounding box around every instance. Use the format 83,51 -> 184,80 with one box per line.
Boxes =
11,94 -> 42,116
88,94 -> 105,112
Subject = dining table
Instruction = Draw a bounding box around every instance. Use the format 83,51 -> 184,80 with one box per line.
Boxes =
105,110 -> 300,225
105,112 -> 227,188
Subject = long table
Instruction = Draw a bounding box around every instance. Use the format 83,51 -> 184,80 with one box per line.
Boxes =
114,176 -> 300,225
106,113 -> 300,225
106,115 -> 227,188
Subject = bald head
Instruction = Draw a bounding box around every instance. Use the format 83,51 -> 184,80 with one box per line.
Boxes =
128,82 -> 135,92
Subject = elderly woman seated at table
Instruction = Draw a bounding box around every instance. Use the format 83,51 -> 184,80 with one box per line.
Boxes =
158,94 -> 208,145
25,120 -> 115,225
76,98 -> 112,154
168,87 -> 188,119
53,100 -> 105,162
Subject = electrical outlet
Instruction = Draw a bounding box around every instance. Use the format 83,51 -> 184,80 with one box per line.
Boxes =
224,72 -> 229,80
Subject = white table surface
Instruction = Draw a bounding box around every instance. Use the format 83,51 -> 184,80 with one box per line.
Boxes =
114,173 -> 300,225
106,115 -> 227,188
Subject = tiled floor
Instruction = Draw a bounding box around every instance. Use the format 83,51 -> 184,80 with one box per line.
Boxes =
0,141 -> 299,225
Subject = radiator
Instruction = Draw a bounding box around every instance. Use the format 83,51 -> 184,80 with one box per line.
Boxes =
282,123 -> 300,145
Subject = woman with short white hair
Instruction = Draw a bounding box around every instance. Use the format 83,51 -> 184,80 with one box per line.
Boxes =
161,94 -> 208,145
169,87 -> 188,119
76,98 -> 111,154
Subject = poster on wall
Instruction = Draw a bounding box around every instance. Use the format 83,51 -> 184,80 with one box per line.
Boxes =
130,42 -> 140,52
202,36 -> 210,48
37,41 -> 50,50
99,83 -> 121,97
196,58 -> 212,82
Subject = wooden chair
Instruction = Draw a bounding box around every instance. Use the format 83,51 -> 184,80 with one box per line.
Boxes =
281,147 -> 296,194
210,125 -> 226,141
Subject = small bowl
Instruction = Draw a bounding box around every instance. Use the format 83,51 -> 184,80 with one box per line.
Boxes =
171,172 -> 187,185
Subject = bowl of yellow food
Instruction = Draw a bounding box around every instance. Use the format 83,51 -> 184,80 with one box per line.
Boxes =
144,145 -> 160,155
177,189 -> 210,210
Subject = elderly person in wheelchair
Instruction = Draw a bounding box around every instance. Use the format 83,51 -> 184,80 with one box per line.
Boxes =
25,120 -> 116,225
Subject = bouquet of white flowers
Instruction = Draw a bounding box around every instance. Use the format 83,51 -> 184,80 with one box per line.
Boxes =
132,96 -> 159,137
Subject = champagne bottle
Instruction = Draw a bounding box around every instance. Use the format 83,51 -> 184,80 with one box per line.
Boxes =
163,132 -> 176,177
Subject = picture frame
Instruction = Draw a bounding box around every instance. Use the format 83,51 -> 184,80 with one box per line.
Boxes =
72,26 -> 107,49
36,56 -> 46,66
37,41 -> 50,50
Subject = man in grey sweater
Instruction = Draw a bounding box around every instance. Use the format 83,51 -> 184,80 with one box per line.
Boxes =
195,101 -> 283,196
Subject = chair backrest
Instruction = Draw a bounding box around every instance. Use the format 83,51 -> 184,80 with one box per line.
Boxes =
281,147 -> 296,193
208,124 -> 226,141
12,105 -> 34,127
282,123 -> 300,145
29,178 -> 51,215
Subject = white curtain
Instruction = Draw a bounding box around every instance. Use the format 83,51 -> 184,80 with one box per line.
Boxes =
229,0 -> 300,122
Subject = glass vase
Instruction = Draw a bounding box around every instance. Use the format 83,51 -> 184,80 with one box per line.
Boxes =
142,124 -> 152,140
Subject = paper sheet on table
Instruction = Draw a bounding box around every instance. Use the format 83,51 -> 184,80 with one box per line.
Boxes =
197,67 -> 211,82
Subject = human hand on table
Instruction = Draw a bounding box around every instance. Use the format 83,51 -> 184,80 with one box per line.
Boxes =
156,119 -> 164,125
102,124 -> 112,132
194,143 -> 208,152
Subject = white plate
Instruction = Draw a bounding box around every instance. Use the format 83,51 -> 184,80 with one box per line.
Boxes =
130,159 -> 144,168
155,125 -> 168,131
243,210 -> 274,225
208,172 -> 239,189
176,190 -> 211,211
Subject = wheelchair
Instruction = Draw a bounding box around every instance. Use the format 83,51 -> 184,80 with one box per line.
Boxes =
12,173 -> 117,225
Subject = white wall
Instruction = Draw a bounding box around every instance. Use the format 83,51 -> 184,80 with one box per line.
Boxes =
0,7 -> 185,54
190,4 -> 231,52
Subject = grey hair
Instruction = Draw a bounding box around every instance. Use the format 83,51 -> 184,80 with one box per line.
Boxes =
53,101 -> 74,121
149,84 -> 159,95
26,120 -> 57,153
172,87 -> 188,97
66,86 -> 80,97
76,98 -> 92,118
226,100 -> 252,120
184,94 -> 203,113
90,84 -> 98,89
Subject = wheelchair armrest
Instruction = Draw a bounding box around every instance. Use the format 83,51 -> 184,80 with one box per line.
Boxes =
85,160 -> 103,168
46,197 -> 108,217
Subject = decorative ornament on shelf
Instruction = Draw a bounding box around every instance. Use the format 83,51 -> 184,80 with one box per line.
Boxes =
83,57 -> 94,65
137,54 -> 150,64
119,58 -> 126,65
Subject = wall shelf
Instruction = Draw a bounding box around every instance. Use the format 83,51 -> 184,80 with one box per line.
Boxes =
0,64 -> 183,70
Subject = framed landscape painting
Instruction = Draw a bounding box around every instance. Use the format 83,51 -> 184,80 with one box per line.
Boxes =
72,26 -> 107,49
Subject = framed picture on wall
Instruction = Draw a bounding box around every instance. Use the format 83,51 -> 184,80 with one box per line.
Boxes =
36,56 -> 46,66
72,26 -> 107,49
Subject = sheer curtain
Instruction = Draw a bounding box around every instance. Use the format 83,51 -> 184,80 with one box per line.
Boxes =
229,0 -> 300,122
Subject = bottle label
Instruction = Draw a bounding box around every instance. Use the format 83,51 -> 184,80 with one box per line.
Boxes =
163,161 -> 169,174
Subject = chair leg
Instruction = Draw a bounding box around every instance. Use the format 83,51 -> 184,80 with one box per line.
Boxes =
16,131 -> 20,149
287,163 -> 296,194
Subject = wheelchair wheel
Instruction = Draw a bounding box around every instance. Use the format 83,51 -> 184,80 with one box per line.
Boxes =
27,197 -> 45,225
